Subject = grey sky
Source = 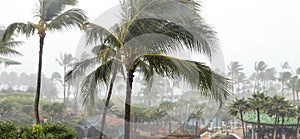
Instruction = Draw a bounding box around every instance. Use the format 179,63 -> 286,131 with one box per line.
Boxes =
1,0 -> 300,77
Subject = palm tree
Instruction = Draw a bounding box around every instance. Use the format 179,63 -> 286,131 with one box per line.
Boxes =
287,76 -> 299,105
1,0 -> 87,124
158,101 -> 176,134
254,61 -> 268,92
296,105 -> 300,138
227,61 -> 243,98
56,53 -> 76,104
262,67 -> 277,91
228,98 -> 249,138
191,103 -> 205,137
266,95 -> 285,139
248,92 -> 268,139
279,71 -> 292,96
67,1 -> 231,138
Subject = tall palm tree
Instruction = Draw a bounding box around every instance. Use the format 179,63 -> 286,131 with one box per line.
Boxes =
158,101 -> 176,134
287,76 -> 299,105
56,53 -> 76,104
266,95 -> 285,139
254,61 -> 268,92
67,0 -> 231,138
1,0 -> 87,124
227,61 -> 243,98
191,103 -> 205,137
248,92 -> 268,139
296,105 -> 300,138
279,71 -> 292,96
228,98 -> 249,138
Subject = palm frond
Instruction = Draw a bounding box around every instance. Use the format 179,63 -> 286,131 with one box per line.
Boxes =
0,41 -> 24,48
0,47 -> 22,56
0,57 -> 21,65
84,23 -> 122,47
79,59 -> 119,108
38,0 -> 78,21
139,54 -> 231,103
65,57 -> 101,81
1,23 -> 35,43
47,8 -> 87,31
123,18 -> 216,58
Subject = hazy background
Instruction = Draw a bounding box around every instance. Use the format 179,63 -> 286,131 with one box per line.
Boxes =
1,0 -> 300,77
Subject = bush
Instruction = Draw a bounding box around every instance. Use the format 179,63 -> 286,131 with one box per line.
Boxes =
0,121 -> 78,139
0,121 -> 17,138
42,122 -> 78,139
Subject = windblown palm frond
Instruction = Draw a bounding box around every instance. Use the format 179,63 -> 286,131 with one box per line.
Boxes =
84,23 -> 122,47
1,23 -> 35,43
122,18 -> 216,58
47,8 -> 87,31
0,27 -> 23,57
79,59 -> 122,107
37,0 -> 78,21
136,54 -> 230,103
0,47 -> 22,56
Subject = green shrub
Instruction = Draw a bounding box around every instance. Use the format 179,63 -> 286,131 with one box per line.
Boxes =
0,121 -> 78,139
32,123 -> 44,139
20,125 -> 33,139
42,122 -> 78,139
0,121 -> 17,138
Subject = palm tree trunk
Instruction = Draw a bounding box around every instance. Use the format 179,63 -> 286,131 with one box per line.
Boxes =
195,120 -> 198,137
124,69 -> 134,139
273,115 -> 278,139
34,35 -> 45,124
63,66 -> 66,105
297,91 -> 299,105
99,71 -> 117,139
296,117 -> 299,138
293,89 -> 296,105
257,109 -> 261,139
240,112 -> 245,138
169,120 -> 172,134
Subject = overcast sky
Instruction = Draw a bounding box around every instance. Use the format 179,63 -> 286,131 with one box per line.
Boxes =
1,0 -> 300,77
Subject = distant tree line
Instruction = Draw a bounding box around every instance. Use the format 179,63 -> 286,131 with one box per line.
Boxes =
0,71 -> 59,101
227,61 -> 300,104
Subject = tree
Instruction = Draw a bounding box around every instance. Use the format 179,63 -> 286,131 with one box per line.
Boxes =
296,105 -> 300,138
279,71 -> 292,96
248,92 -> 268,139
67,0 -> 230,138
266,95 -> 286,139
190,103 -> 205,137
287,76 -> 299,105
2,0 -> 87,124
228,98 -> 249,138
42,102 -> 64,122
56,53 -> 76,104
0,102 -> 12,120
158,101 -> 176,134
254,61 -> 268,92
227,61 -> 243,98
